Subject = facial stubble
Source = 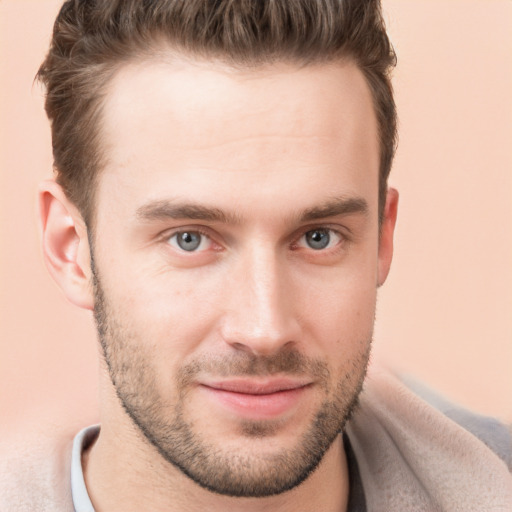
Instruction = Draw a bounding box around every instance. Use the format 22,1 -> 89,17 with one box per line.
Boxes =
91,263 -> 371,498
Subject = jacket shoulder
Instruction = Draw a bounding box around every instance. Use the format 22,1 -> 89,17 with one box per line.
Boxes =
402,376 -> 512,471
0,429 -> 74,512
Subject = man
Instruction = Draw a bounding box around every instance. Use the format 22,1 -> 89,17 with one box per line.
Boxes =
2,0 -> 511,510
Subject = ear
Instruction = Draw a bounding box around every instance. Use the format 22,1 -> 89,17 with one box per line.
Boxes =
377,187 -> 399,287
38,180 -> 94,310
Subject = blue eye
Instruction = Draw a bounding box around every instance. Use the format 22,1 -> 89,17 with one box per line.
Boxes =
168,231 -> 210,252
301,229 -> 342,250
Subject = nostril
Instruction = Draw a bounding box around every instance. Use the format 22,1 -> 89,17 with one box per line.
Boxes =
224,336 -> 298,358
230,342 -> 254,353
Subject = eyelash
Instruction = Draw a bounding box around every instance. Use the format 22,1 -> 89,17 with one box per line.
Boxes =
163,225 -> 348,254
165,228 -> 218,253
291,226 -> 348,254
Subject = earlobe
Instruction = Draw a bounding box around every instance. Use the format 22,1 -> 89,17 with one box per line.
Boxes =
377,187 -> 399,287
38,180 -> 94,310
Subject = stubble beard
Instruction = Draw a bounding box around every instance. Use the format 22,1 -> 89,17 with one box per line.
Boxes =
92,266 -> 371,498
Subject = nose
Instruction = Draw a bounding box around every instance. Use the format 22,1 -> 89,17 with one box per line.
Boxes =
220,244 -> 301,356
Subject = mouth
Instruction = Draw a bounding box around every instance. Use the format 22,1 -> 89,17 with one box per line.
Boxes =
198,378 -> 313,420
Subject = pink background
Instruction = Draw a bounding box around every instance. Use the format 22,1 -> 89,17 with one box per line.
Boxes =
1,0 -> 511,440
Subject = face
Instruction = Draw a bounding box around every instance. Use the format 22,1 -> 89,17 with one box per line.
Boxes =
91,55 -> 386,497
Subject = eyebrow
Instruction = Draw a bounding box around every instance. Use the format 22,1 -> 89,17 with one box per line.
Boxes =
300,197 -> 369,222
135,196 -> 368,224
136,200 -> 241,224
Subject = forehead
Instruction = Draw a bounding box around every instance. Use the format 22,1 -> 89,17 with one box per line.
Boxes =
97,54 -> 379,219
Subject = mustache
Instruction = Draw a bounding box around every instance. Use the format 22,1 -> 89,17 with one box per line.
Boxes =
178,350 -> 331,385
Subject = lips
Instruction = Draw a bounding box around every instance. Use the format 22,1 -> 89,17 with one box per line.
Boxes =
198,378 -> 312,419
203,378 -> 311,394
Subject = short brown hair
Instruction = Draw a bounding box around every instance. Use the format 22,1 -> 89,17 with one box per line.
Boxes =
37,0 -> 397,226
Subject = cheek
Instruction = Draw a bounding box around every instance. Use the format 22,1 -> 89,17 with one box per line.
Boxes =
295,266 -> 378,352
101,262 -> 224,363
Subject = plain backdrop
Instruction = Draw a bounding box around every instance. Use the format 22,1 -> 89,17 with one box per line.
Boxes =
1,0 -> 511,443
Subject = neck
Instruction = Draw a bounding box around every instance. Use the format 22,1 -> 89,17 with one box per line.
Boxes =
83,415 -> 349,512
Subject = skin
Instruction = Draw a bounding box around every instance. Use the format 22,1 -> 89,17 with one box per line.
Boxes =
39,54 -> 398,512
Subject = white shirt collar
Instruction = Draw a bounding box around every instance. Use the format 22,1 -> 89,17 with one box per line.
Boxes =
71,425 -> 99,512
